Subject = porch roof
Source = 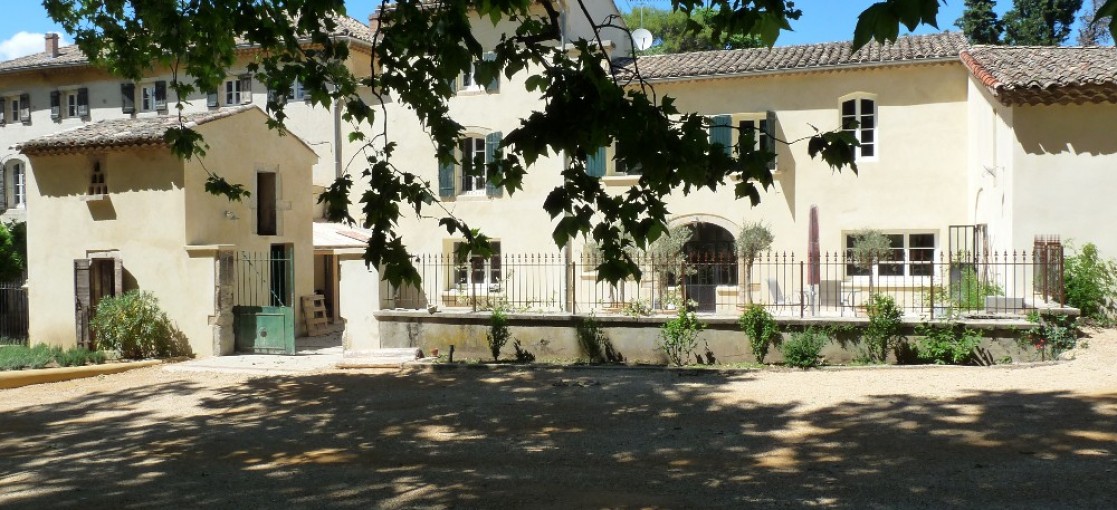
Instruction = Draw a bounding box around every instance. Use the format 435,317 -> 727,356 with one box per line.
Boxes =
962,45 -> 1117,106
313,222 -> 369,250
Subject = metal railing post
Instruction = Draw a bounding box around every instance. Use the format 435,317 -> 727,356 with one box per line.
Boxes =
799,260 -> 805,318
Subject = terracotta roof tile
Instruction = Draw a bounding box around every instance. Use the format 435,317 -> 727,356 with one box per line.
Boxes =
616,32 -> 968,81
961,45 -> 1117,105
19,105 -> 258,155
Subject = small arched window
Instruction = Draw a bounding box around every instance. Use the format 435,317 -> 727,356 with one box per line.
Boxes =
840,94 -> 877,160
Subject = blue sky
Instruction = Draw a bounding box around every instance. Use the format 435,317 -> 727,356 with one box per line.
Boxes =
0,1 -> 1061,62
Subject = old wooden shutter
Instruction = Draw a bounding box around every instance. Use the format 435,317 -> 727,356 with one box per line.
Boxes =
0,98 -> 6,125
709,114 -> 732,155
18,93 -> 30,123
207,90 -> 219,108
154,81 -> 167,112
77,88 -> 90,118
113,257 -> 123,296
483,52 -> 500,93
765,110 -> 777,170
485,131 -> 502,197
74,259 -> 92,348
50,91 -> 61,120
121,83 -> 135,113
586,146 -> 606,177
239,75 -> 253,104
0,163 -> 7,210
438,158 -> 455,198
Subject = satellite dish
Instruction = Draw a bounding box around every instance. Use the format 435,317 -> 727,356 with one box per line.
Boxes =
631,28 -> 654,51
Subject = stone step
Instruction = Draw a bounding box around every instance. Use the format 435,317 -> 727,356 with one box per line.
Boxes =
338,347 -> 422,369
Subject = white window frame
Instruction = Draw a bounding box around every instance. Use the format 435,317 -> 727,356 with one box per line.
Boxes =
840,93 -> 877,161
11,162 -> 26,208
458,61 -> 483,93
287,79 -> 306,101
65,91 -> 79,118
459,136 -> 487,195
9,96 -> 21,124
225,79 -> 243,105
845,231 -> 936,284
451,241 -> 502,291
140,84 -> 157,112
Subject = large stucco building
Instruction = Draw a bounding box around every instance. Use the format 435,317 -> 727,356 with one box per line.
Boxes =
3,1 -> 1116,355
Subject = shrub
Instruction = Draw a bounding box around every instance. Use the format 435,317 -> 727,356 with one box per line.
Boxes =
621,299 -> 652,317
512,339 -> 535,363
864,294 -> 903,363
576,315 -> 624,364
781,328 -> 827,368
738,304 -> 778,363
659,307 -> 704,366
1026,312 -> 1078,360
486,305 -> 512,362
1064,243 -> 1117,323
90,290 -> 179,359
915,324 -> 980,365
737,222 -> 774,305
950,267 -> 1003,311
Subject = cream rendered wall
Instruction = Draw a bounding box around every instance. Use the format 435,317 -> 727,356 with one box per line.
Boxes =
25,150 -> 194,349
642,63 -> 971,254
184,109 -> 318,337
338,254 -> 381,353
1010,102 -> 1117,255
966,76 -> 1015,252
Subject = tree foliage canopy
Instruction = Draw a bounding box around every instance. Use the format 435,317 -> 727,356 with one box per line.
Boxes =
46,0 -> 1103,288
621,7 -> 764,55
1078,0 -> 1114,44
956,0 -> 1004,43
1003,0 -> 1084,45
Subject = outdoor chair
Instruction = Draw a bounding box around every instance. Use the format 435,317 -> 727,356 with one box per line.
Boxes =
820,280 -> 862,316
766,278 -> 803,315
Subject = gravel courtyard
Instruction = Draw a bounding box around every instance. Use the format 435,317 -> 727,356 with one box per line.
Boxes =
1,330 -> 1115,509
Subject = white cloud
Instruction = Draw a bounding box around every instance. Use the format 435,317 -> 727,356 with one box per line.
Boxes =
0,31 -> 71,62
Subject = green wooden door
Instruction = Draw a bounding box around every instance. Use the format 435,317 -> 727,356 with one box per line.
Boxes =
233,305 -> 294,354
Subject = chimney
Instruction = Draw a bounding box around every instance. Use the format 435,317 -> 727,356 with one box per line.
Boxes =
367,12 -> 380,35
45,33 -> 60,58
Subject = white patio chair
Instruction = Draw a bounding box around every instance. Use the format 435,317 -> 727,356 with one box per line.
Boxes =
766,278 -> 803,315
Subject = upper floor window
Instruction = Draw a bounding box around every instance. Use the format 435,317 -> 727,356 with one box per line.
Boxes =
709,112 -> 779,171
454,52 -> 499,94
586,143 -> 643,178
10,162 -> 25,208
438,131 -> 503,199
2,94 -> 32,125
121,82 -> 165,115
207,75 -> 253,108
288,79 -> 306,101
841,95 -> 876,160
52,89 -> 90,121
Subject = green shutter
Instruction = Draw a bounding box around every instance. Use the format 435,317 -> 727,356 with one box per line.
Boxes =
485,131 -> 502,197
483,52 -> 500,93
438,158 -> 455,198
586,146 -> 606,177
709,115 -> 732,155
765,110 -> 777,170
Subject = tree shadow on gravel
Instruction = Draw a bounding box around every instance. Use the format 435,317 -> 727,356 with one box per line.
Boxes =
0,368 -> 1114,509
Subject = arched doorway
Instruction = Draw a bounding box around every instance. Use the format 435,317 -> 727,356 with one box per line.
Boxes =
684,222 -> 738,312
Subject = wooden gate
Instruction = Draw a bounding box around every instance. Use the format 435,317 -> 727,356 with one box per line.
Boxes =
232,245 -> 295,354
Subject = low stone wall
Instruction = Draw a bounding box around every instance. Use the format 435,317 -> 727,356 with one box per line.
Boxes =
373,310 -> 1043,365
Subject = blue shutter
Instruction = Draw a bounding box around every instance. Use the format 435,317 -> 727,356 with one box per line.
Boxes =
485,131 -> 502,197
586,146 -> 606,177
709,115 -> 732,155
483,52 -> 500,93
765,110 -> 777,170
438,157 -> 455,198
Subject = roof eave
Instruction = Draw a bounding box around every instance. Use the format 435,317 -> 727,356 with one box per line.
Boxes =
634,56 -> 962,84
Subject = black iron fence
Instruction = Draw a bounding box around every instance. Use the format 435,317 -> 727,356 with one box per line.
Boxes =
383,250 -> 1063,318
0,281 -> 28,344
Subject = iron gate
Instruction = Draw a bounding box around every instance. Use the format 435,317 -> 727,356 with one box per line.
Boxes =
232,245 -> 295,354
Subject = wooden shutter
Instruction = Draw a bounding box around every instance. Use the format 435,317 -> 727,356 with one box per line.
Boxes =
485,131 -> 502,197
121,83 -> 135,113
207,90 -> 219,108
0,163 -> 7,210
586,146 -> 606,177
113,257 -> 123,296
0,98 -> 6,125
483,52 -> 500,93
709,114 -> 732,155
18,93 -> 30,123
50,91 -> 61,120
74,259 -> 92,348
154,81 -> 167,111
438,158 -> 455,198
239,75 -> 253,104
77,88 -> 89,118
765,110 -> 777,170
